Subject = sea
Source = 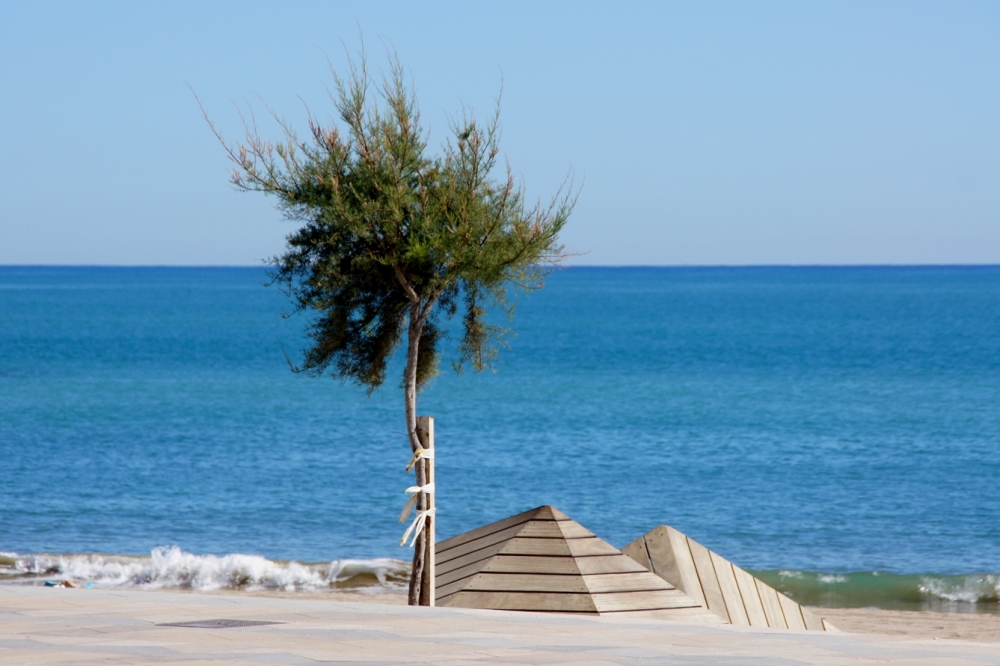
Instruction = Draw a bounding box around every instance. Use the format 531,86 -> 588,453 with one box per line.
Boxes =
1,265 -> 999,612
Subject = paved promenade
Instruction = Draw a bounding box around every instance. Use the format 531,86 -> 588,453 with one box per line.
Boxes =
2,585 -> 999,665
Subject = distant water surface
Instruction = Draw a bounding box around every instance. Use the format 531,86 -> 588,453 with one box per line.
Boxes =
2,266 -> 999,609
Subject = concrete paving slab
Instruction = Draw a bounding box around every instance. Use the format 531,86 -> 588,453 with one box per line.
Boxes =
2,585 -> 999,665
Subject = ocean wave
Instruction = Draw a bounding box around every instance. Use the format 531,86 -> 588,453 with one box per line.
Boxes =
0,547 -> 409,593
752,569 -> 1000,611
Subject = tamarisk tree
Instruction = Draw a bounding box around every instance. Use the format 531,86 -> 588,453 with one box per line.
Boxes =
208,55 -> 572,604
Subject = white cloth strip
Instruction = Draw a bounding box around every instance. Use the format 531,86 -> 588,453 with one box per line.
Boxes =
405,446 -> 435,473
398,483 -> 435,523
400,508 -> 436,547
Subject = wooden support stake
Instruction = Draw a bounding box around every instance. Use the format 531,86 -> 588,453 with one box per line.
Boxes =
416,416 -> 435,607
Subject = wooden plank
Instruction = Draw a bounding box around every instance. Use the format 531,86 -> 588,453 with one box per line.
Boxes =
436,557 -> 495,588
801,607 -> 826,632
591,589 -> 703,613
620,537 -> 652,571
778,591 -> 806,630
755,578 -> 787,629
435,507 -> 541,553
497,537 -> 572,557
442,590 -> 598,613
417,416 -> 435,607
686,538 -> 729,622
582,572 -> 673,593
710,552 -> 749,626
451,553 -> 652,579
435,540 -> 506,577
535,505 -> 570,521
556,521 -> 595,539
480,555 -> 581,575
456,572 -> 589,594
437,523 -> 527,564
575,555 -> 650,575
566,538 -> 622,557
514,521 -> 572,538
668,528 -> 707,607
435,577 -> 474,599
732,565 -> 768,627
644,526 -> 707,608
435,590 -> 457,605
822,618 -> 840,632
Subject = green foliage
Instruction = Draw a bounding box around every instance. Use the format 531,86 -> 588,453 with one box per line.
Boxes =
211,52 -> 572,396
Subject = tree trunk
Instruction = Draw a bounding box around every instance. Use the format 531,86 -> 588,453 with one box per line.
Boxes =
404,300 -> 426,605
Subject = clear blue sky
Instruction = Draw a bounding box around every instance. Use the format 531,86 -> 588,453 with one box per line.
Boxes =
1,1 -> 997,265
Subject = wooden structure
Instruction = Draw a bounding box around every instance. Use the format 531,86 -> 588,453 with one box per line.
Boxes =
416,416 -> 435,606
623,525 -> 837,631
435,506 -> 721,619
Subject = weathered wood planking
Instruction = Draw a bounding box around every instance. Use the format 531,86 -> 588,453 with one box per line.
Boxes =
627,524 -> 834,632
482,555 -> 583,575
733,565 -> 768,627
436,556 -> 499,589
436,540 -> 507,579
686,538 -> 730,623
620,537 -> 651,570
438,572 -> 672,597
582,572 -> 674,594
436,506 -> 546,553
515,521 -> 590,538
493,536 -> 621,558
801,607 -> 826,631
556,521 -> 596,539
437,523 -> 526,564
710,552 -> 749,626
778,591 -> 807,630
442,572 -> 589,595
434,506 -> 711,617
647,526 -> 707,608
591,589 -> 703,613
755,577 -> 787,629
574,555 -> 650,575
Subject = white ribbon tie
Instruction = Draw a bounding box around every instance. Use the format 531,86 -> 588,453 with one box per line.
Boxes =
405,446 -> 435,473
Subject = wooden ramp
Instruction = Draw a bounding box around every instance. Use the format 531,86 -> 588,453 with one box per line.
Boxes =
623,525 -> 837,631
435,506 -> 721,620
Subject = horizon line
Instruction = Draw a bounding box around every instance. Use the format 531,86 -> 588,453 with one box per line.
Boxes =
2,263 -> 1000,269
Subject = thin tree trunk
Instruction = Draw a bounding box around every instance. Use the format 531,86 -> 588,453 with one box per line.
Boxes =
393,272 -> 442,606
404,300 -> 426,605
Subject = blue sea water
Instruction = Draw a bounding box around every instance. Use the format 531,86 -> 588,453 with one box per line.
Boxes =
2,266 -> 999,608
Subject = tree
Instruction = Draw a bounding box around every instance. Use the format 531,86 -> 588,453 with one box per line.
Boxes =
205,52 -> 573,604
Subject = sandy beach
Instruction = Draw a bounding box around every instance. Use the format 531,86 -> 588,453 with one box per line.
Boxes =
3,585 -> 999,665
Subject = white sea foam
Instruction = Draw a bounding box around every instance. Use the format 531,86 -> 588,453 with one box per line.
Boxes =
919,574 -> 1000,604
777,569 -> 805,579
0,547 -> 408,593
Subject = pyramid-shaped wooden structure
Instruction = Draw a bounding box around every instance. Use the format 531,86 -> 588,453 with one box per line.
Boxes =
435,506 -> 721,619
623,525 -> 837,631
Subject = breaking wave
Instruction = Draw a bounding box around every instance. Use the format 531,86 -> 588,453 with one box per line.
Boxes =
0,547 -> 408,593
751,569 -> 1000,612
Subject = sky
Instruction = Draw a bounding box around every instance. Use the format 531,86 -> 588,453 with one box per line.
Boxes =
1,1 -> 998,266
